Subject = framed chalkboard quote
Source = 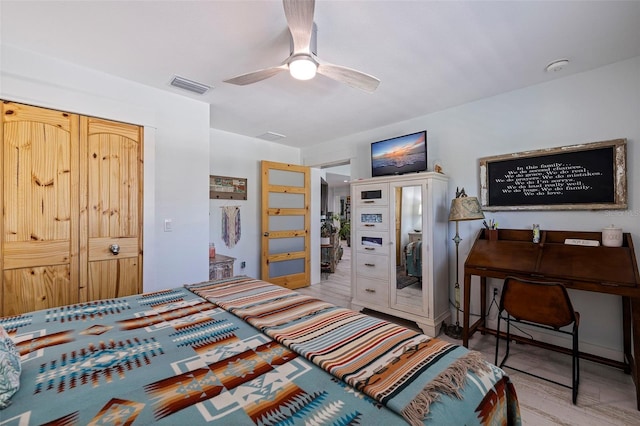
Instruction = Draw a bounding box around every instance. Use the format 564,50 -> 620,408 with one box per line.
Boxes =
479,139 -> 627,211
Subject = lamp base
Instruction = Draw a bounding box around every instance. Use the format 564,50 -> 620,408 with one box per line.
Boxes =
444,323 -> 463,339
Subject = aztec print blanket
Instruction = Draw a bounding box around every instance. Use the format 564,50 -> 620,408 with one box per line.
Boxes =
1,286 -> 411,425
187,276 -> 521,425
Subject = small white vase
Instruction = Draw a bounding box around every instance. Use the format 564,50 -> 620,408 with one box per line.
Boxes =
602,225 -> 623,247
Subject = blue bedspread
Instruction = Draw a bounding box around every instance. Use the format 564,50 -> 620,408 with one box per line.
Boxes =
0,279 -> 520,425
1,287 -> 407,424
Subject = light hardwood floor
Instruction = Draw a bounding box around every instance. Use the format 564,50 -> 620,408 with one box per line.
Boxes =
298,243 -> 640,425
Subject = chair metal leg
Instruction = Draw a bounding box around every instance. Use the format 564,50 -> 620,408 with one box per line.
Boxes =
495,315 -> 512,369
502,318 -> 511,368
571,324 -> 580,405
495,311 -> 502,365
495,312 -> 512,368
575,324 -> 580,386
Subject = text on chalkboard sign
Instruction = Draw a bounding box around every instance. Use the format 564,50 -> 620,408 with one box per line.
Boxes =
479,139 -> 627,211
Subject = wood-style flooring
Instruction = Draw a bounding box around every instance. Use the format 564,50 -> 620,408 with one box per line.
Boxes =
297,243 -> 640,425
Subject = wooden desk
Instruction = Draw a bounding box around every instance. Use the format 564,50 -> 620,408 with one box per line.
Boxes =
463,228 -> 640,409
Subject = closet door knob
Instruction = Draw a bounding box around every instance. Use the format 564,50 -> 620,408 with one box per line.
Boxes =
109,244 -> 120,255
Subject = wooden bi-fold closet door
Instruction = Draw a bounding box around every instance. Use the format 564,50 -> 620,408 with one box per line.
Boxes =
1,101 -> 143,316
83,116 -> 143,303
1,102 -> 80,316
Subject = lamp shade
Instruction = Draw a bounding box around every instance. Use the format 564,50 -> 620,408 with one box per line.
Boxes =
449,196 -> 485,221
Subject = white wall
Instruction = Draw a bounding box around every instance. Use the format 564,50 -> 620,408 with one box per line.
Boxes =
4,39 -> 638,361
329,185 -> 350,219
208,129 -> 301,280
302,56 -> 640,360
1,45 -> 212,291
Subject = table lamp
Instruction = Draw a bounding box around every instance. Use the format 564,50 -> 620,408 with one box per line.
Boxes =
445,188 -> 485,339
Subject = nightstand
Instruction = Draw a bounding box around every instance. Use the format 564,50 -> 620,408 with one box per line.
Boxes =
408,232 -> 422,243
209,254 -> 236,280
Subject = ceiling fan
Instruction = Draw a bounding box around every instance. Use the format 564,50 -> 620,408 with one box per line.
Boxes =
223,0 -> 380,93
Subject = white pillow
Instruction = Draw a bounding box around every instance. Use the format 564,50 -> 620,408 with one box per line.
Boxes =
0,325 -> 21,409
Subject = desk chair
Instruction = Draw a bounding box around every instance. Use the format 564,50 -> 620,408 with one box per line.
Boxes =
495,276 -> 580,404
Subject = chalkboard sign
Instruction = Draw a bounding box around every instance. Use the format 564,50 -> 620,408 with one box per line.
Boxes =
480,139 -> 627,211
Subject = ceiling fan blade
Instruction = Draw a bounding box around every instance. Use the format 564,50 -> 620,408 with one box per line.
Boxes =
283,0 -> 315,53
224,65 -> 288,86
317,61 -> 380,93
224,1 -> 381,91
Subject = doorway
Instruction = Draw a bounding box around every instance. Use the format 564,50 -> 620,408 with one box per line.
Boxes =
318,162 -> 351,281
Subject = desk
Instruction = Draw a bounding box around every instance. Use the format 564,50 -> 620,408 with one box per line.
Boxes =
463,228 -> 640,409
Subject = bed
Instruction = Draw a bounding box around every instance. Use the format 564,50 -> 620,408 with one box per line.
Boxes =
0,276 -> 520,425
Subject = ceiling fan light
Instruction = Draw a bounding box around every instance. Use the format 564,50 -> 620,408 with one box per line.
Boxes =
289,57 -> 317,80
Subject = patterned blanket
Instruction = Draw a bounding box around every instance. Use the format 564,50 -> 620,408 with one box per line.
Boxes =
187,276 -> 521,425
1,286 -> 409,424
1,277 -> 520,425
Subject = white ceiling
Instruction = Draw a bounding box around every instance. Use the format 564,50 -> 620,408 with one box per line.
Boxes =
2,1 -> 640,149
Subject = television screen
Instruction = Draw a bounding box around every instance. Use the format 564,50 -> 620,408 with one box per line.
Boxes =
371,131 -> 427,177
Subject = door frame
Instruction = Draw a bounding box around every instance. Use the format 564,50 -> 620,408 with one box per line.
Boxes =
309,160 -> 352,284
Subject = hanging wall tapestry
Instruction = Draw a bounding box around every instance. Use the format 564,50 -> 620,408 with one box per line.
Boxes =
221,206 -> 241,248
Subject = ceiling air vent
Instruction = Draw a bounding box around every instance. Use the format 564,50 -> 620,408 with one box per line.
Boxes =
257,131 -> 286,142
170,75 -> 211,95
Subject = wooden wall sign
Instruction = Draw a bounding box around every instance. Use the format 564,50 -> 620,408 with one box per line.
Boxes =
209,175 -> 247,200
479,139 -> 627,211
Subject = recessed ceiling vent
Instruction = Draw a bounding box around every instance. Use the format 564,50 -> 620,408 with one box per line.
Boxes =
257,131 -> 286,142
170,75 -> 211,94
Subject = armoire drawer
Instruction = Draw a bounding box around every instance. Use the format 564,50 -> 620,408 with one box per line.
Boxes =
355,231 -> 390,255
354,183 -> 388,206
355,252 -> 390,280
355,207 -> 389,231
354,276 -> 389,305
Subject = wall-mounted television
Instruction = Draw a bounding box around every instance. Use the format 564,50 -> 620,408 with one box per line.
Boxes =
371,131 -> 427,177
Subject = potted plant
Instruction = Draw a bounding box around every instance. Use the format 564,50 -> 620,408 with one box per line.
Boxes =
321,220 -> 334,245
339,221 -> 351,247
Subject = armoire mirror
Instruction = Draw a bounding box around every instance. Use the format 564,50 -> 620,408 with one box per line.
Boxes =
391,183 -> 425,314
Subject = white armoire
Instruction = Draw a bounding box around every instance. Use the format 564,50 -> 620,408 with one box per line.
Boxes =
350,172 -> 449,336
